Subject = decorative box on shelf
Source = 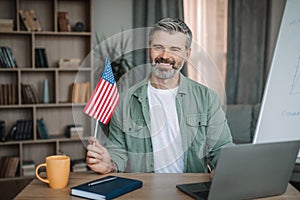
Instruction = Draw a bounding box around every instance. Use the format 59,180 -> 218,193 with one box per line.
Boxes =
59,58 -> 81,69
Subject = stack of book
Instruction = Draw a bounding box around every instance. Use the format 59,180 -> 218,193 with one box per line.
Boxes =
0,19 -> 13,32
22,160 -> 35,177
0,46 -> 18,68
19,9 -> 42,31
69,82 -> 91,103
7,119 -> 33,141
0,156 -> 20,178
65,124 -> 84,139
21,83 -> 39,104
35,48 -> 48,68
71,159 -> 88,172
0,84 -> 17,105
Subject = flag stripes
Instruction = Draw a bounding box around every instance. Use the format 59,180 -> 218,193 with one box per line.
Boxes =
83,58 -> 120,124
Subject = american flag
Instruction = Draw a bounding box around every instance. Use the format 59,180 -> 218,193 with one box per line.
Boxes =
83,58 -> 120,124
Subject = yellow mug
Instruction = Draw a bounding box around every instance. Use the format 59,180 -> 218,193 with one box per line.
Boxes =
35,155 -> 70,189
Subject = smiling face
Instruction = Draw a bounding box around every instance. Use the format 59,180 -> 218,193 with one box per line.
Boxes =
149,30 -> 191,79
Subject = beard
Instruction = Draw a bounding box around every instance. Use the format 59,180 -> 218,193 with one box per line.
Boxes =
151,66 -> 177,79
150,57 -> 184,79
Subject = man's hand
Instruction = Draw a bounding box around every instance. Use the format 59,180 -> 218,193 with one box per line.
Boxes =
86,137 -> 116,174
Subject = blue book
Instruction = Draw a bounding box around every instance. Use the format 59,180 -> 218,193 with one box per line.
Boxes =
71,175 -> 143,199
36,118 -> 49,139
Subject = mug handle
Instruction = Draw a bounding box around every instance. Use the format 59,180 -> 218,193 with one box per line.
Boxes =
35,163 -> 49,184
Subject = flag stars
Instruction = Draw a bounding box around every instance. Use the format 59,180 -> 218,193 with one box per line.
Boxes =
102,59 -> 115,84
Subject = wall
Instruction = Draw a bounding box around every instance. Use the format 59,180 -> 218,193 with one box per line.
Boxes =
93,0 -> 133,42
265,0 -> 286,74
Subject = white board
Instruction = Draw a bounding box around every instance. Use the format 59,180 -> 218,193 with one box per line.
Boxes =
253,0 -> 300,159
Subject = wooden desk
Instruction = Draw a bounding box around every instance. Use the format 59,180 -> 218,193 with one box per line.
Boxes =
15,172 -> 299,200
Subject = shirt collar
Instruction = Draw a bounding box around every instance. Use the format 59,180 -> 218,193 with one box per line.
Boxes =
132,73 -> 188,99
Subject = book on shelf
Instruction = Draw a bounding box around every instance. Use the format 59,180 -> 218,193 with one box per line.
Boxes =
25,120 -> 33,140
5,47 -> 18,68
5,124 -> 16,141
21,83 -> 39,104
29,9 -> 42,31
7,84 -> 16,105
0,19 -> 14,32
71,175 -> 143,200
70,82 -> 80,103
8,120 -> 33,141
3,84 -> 8,105
85,82 -> 91,102
0,156 -> 20,178
35,48 -> 49,68
15,120 -> 23,140
6,157 -> 19,178
78,82 -> 88,103
36,118 -> 49,139
0,121 -> 5,142
19,10 -> 31,31
19,9 -> 42,31
0,46 -> 18,68
0,48 -> 5,67
69,82 -> 91,103
0,157 -> 8,177
0,84 -> 17,105
57,11 -> 71,32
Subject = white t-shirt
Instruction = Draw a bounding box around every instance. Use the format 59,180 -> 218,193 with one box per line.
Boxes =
147,83 -> 184,173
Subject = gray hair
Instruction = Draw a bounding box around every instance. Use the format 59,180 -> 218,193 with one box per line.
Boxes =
149,18 -> 193,49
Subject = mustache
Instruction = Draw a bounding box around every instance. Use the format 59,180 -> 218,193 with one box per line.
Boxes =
153,57 -> 176,66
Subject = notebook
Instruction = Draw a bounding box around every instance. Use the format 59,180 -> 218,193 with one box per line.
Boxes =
176,140 -> 300,200
71,175 -> 143,200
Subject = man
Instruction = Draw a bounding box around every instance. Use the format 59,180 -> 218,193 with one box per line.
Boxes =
86,18 -> 233,175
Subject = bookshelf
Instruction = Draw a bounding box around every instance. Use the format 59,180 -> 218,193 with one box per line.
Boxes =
0,0 -> 93,179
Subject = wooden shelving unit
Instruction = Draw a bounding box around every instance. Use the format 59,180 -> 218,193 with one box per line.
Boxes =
0,0 -> 93,179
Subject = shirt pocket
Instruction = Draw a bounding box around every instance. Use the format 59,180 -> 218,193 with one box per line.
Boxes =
121,119 -> 148,139
121,119 -> 150,153
186,113 -> 207,127
186,113 -> 208,157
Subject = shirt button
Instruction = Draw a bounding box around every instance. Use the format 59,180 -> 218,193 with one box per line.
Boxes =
129,128 -> 132,131
198,122 -> 201,125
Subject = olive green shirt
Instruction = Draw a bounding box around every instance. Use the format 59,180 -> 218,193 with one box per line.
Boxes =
108,73 -> 233,173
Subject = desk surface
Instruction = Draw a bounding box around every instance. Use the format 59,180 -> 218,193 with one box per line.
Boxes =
15,172 -> 299,200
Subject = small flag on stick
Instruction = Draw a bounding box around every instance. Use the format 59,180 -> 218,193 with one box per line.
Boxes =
84,58 -> 120,125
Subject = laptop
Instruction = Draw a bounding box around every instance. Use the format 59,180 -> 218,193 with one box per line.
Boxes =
176,140 -> 300,200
